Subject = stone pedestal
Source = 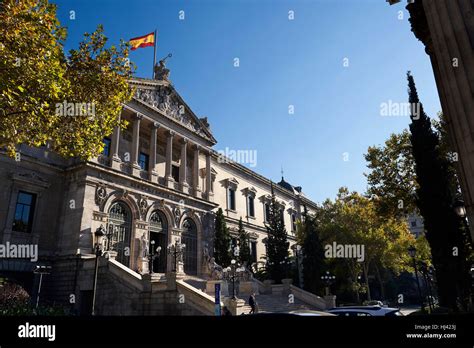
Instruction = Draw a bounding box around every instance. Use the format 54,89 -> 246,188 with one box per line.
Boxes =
132,164 -> 141,177
262,280 -> 274,294
205,280 -> 223,296
165,176 -> 175,189
281,278 -> 293,296
149,170 -> 158,183
228,297 -> 246,316
166,271 -> 178,290
324,295 -> 336,309
111,155 -> 122,170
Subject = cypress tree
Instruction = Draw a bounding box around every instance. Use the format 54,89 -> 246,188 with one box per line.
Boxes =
407,72 -> 473,310
237,217 -> 252,267
302,210 -> 326,295
213,208 -> 232,267
265,183 -> 290,283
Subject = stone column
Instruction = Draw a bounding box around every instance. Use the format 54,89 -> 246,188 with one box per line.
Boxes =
149,122 -> 159,183
131,113 -> 142,177
192,144 -> 201,198
205,150 -> 214,201
165,130 -> 175,188
179,138 -> 190,194
110,124 -> 122,170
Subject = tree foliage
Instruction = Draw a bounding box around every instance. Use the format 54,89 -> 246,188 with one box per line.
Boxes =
237,217 -> 251,267
213,208 -> 232,267
265,185 -> 290,283
407,72 -> 473,311
0,0 -> 134,159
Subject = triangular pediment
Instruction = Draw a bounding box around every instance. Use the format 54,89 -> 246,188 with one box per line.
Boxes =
130,79 -> 216,144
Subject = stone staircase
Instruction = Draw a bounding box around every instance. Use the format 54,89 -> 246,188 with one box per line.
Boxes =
238,293 -> 323,314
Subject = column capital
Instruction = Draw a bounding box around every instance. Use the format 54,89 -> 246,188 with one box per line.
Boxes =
152,121 -> 160,129
166,129 -> 175,137
135,113 -> 143,120
180,137 -> 189,145
192,143 -> 200,151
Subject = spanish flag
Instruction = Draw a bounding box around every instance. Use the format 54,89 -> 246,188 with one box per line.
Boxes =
130,32 -> 155,51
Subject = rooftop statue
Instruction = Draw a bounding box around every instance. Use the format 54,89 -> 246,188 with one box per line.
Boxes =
154,53 -> 172,81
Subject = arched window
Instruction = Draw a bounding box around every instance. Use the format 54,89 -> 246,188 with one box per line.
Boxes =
108,201 -> 132,267
149,211 -> 168,273
181,218 -> 197,275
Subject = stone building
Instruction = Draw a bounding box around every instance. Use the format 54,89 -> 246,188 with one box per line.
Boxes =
0,65 -> 320,314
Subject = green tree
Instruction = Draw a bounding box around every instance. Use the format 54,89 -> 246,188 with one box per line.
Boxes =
301,210 -> 326,295
407,71 -> 473,311
364,130 -> 418,218
237,217 -> 251,266
265,184 -> 290,283
0,0 -> 133,159
213,208 -> 232,267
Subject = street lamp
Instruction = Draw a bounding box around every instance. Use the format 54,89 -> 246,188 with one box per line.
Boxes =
408,245 -> 424,311
453,199 -> 466,218
321,271 -> 336,296
419,261 -> 434,312
33,265 -> 52,309
148,240 -> 162,275
92,224 -> 107,316
295,245 -> 302,287
223,259 -> 245,299
167,240 -> 186,272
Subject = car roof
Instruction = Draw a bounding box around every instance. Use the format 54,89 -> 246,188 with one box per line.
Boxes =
328,306 -> 399,312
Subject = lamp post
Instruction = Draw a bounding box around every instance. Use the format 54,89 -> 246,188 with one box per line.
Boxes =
295,245 -> 301,287
223,259 -> 245,299
167,239 -> 186,273
321,271 -> 336,296
33,265 -> 52,309
148,240 -> 162,275
419,261 -> 434,312
408,245 -> 424,312
92,224 -> 107,316
453,198 -> 467,219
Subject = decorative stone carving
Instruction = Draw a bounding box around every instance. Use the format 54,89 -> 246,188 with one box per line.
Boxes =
95,183 -> 107,206
134,85 -> 212,141
207,257 -> 224,280
138,195 -> 148,219
173,206 -> 181,226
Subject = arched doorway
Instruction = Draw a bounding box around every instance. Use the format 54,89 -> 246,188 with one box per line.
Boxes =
149,211 -> 168,273
107,201 -> 132,267
181,218 -> 197,275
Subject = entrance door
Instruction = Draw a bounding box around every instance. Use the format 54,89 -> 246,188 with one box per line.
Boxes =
149,231 -> 167,273
182,218 -> 197,275
149,211 -> 168,273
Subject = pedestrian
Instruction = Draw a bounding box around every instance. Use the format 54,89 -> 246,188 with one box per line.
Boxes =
248,292 -> 256,314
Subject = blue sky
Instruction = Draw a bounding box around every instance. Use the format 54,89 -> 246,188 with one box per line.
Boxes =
54,0 -> 441,203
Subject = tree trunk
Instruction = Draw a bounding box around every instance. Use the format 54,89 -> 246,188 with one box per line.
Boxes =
363,265 -> 371,301
375,264 -> 386,300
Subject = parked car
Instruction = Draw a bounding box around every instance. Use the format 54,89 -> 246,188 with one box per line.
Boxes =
364,300 -> 385,307
327,306 -> 404,316
288,309 -> 336,316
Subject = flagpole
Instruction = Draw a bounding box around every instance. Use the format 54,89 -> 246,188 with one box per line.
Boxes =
152,29 -> 157,78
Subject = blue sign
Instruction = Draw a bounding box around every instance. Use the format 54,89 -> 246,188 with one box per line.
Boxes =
214,283 -> 221,316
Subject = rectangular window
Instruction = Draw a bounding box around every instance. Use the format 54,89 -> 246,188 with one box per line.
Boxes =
292,213 -> 297,232
228,188 -> 236,211
12,191 -> 36,233
138,152 -> 149,171
172,165 -> 180,182
264,203 -> 270,222
248,196 -> 255,217
102,137 -> 111,157
250,241 -> 257,263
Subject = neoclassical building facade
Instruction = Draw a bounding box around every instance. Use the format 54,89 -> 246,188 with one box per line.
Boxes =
0,72 -> 318,313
